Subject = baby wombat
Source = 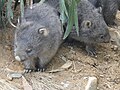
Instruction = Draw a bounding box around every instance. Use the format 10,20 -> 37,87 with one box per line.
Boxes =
14,3 -> 63,72
89,0 -> 120,26
69,0 -> 110,56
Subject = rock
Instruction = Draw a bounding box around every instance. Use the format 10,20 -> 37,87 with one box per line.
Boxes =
79,76 -> 98,90
5,45 -> 12,51
111,45 -> 118,51
7,73 -> 22,81
61,56 -> 67,62
109,27 -> 120,47
48,60 -> 72,73
61,81 -> 70,88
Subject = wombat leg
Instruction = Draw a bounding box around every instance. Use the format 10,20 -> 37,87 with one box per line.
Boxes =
85,44 -> 96,56
23,60 -> 36,73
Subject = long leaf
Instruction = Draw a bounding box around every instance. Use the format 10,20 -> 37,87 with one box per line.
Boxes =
39,0 -> 46,4
20,0 -> 24,18
60,0 -> 68,24
7,0 -> 13,20
1,0 -> 5,5
60,0 -> 68,17
0,0 -> 5,27
63,1 -> 74,39
73,0 -> 79,36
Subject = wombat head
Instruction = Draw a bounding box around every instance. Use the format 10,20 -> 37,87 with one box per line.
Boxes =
79,7 -> 110,44
14,19 -> 50,61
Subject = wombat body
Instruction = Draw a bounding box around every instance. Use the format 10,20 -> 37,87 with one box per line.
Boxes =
89,0 -> 120,26
69,0 -> 110,55
14,3 -> 63,72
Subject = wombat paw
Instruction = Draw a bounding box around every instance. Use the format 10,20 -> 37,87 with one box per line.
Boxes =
86,46 -> 96,56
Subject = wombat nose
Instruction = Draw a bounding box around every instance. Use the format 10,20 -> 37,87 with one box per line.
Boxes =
104,38 -> 110,43
16,55 -> 26,61
15,56 -> 26,61
105,35 -> 111,43
15,56 -> 21,61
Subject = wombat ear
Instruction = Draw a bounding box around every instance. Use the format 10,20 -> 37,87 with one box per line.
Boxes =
38,28 -> 49,36
83,20 -> 92,28
96,7 -> 102,14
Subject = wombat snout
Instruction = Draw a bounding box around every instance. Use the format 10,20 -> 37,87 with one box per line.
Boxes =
15,55 -> 26,61
15,56 -> 21,61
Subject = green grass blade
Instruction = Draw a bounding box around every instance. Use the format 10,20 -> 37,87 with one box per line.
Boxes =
1,0 -> 5,5
60,0 -> 68,17
63,1 -> 74,39
60,0 -> 68,24
73,0 -> 79,36
7,0 -> 13,20
75,0 -> 80,3
0,0 -> 5,27
20,0 -> 24,18
39,0 -> 45,4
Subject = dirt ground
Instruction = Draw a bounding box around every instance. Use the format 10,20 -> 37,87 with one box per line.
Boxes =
0,10 -> 120,90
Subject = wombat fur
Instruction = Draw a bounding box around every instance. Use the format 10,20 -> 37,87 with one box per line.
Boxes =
14,3 -> 63,72
45,0 -> 59,9
89,0 -> 120,26
69,0 -> 110,56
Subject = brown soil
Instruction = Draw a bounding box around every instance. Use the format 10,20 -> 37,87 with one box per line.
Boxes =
0,10 -> 120,90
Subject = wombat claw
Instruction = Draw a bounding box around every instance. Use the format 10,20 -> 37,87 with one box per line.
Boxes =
86,45 -> 96,56
24,68 -> 45,73
24,69 -> 35,73
37,68 -> 45,72
87,49 -> 96,56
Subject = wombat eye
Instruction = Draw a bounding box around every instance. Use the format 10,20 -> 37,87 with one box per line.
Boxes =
84,20 -> 92,28
100,35 -> 104,39
26,48 -> 32,53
